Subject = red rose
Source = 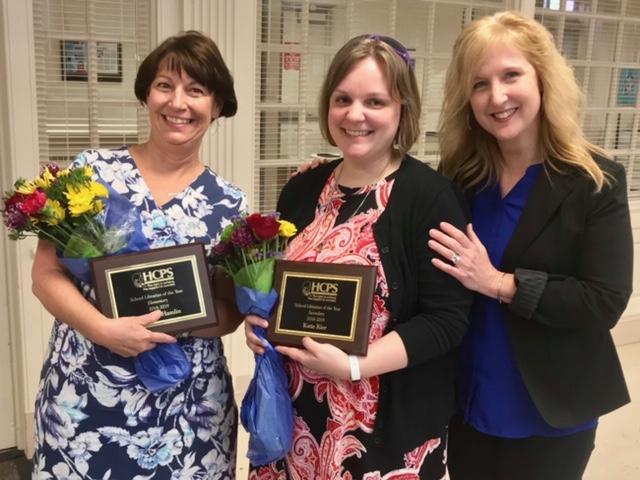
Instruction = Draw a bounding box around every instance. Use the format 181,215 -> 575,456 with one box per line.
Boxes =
21,189 -> 47,215
246,213 -> 279,240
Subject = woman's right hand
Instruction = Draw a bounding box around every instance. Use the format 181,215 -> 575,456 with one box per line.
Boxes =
244,314 -> 269,355
92,310 -> 176,357
293,155 -> 331,176
429,222 -> 502,299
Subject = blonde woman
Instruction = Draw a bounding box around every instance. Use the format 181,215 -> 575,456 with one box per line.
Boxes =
428,11 -> 633,480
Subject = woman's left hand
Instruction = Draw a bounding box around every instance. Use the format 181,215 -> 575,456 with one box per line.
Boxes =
276,337 -> 351,380
428,222 -> 501,298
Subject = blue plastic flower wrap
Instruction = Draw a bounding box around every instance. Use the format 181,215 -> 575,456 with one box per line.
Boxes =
237,287 -> 294,465
58,183 -> 191,394
132,342 -> 191,393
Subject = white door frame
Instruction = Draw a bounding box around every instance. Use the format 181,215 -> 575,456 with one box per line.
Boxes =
1,0 -> 49,455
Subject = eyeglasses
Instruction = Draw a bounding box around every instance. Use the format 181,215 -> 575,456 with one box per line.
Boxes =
367,34 -> 412,67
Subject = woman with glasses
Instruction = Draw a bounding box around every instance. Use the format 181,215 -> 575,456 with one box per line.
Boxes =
246,34 -> 471,479
429,12 -> 632,480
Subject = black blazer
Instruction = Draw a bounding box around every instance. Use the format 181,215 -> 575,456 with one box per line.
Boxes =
498,156 -> 632,428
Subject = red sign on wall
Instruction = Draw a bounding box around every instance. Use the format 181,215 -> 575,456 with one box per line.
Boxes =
283,51 -> 301,71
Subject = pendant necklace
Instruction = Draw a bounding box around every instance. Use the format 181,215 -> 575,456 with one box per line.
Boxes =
335,159 -> 391,222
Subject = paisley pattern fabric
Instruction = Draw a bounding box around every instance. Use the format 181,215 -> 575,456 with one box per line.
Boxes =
32,146 -> 247,480
249,172 -> 446,480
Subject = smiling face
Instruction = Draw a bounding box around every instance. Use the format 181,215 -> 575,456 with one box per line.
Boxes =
327,57 -> 401,165
469,44 -> 542,155
145,66 -> 220,149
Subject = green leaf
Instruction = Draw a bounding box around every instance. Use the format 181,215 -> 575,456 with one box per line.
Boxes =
232,257 -> 275,293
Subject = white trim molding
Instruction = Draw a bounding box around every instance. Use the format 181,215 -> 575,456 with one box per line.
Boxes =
1,0 -> 54,456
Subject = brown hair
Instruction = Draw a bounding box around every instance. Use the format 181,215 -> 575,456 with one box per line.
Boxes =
134,31 -> 237,117
318,34 -> 421,157
439,11 -> 609,191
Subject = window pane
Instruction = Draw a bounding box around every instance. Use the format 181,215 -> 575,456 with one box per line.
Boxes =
563,17 -> 590,60
592,21 -> 618,62
586,67 -> 614,107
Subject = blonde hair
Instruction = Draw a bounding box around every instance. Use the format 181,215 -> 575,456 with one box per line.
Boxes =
319,35 -> 421,157
438,11 -> 609,191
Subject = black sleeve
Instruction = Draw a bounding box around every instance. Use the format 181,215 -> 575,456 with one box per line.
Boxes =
276,174 -> 298,220
394,184 -> 473,366
508,163 -> 633,330
276,161 -> 337,230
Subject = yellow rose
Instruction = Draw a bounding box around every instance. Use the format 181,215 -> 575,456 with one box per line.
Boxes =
278,220 -> 297,238
58,168 -> 70,177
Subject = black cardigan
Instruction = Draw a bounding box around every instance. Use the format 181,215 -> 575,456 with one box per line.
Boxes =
498,157 -> 632,428
277,155 -> 473,454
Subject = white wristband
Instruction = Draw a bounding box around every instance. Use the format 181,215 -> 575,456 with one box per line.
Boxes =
349,355 -> 361,382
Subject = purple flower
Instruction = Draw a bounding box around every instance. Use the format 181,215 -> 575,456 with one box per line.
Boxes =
3,204 -> 28,230
2,193 -> 29,231
230,225 -> 255,249
41,163 -> 60,177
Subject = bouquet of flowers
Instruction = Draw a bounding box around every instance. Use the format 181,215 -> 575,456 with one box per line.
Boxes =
2,162 -> 190,393
2,163 -> 149,282
4,164 -> 111,253
213,212 -> 297,315
212,212 -> 297,465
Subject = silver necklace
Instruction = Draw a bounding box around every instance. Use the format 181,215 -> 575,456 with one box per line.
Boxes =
335,160 -> 391,222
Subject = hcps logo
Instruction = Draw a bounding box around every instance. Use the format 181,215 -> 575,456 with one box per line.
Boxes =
132,267 -> 175,288
302,281 -> 338,299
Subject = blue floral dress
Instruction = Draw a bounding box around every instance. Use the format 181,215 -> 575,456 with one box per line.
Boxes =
32,146 -> 247,480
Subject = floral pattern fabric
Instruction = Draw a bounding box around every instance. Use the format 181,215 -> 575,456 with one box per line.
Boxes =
32,146 -> 247,480
249,172 -> 446,480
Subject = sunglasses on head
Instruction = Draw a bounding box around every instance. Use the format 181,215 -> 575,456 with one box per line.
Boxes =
367,34 -> 412,66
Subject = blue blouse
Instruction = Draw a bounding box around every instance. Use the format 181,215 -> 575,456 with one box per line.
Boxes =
458,163 -> 597,438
